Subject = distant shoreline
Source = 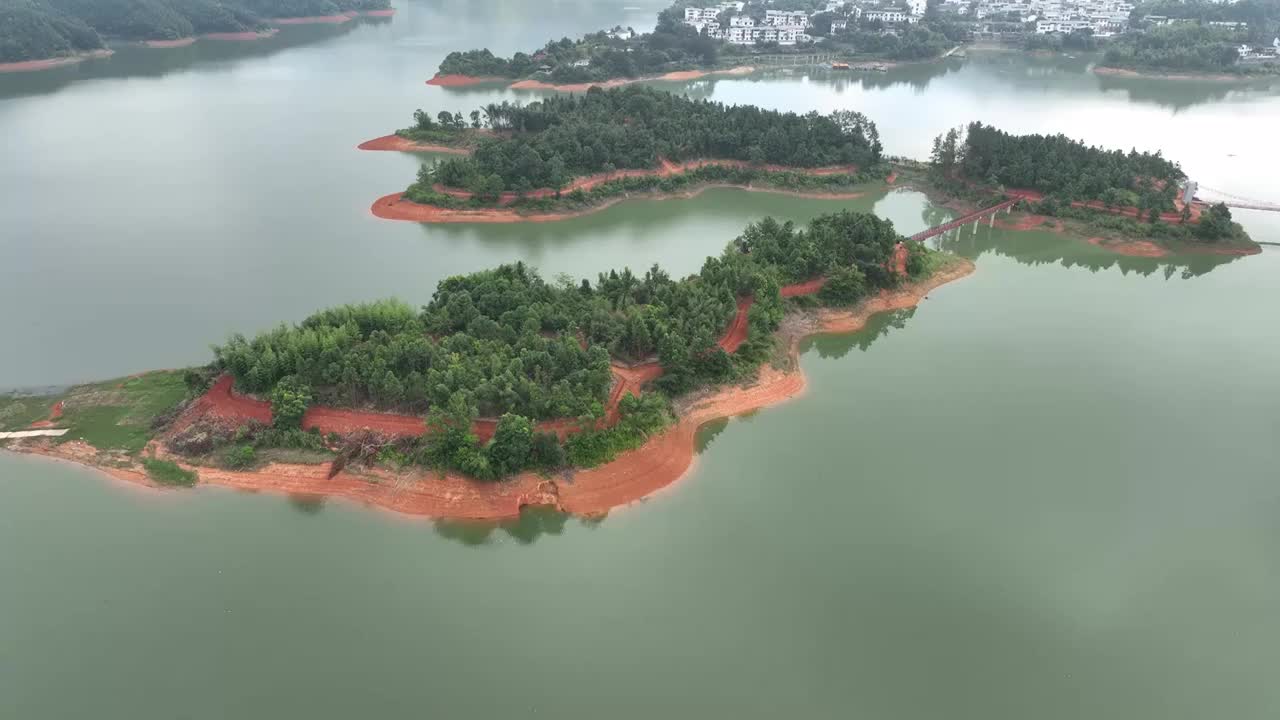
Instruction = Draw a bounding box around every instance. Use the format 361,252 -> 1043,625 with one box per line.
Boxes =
1,8 -> 395,72
0,49 -> 114,74
427,66 -> 756,91
1092,65 -> 1278,82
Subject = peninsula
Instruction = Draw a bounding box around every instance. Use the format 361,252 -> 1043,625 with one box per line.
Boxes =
0,210 -> 968,519
366,86 -> 886,223
0,0 -> 393,71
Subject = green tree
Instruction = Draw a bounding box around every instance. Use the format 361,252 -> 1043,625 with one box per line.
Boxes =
270,375 -> 312,430
487,413 -> 534,477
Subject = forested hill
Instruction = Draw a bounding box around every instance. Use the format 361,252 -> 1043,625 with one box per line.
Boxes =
406,86 -> 882,194
0,1 -> 104,63
1102,25 -> 1248,72
210,209 -> 923,478
1,0 -> 389,63
932,122 -> 1184,206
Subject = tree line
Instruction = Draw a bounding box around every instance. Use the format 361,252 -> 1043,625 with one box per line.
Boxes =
209,208 -> 927,478
1102,24 -> 1248,72
931,122 -> 1242,241
932,122 -> 1185,211
0,0 -> 389,62
405,85 -> 882,196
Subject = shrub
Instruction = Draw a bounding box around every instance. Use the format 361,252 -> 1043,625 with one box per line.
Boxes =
142,458 -> 197,487
221,445 -> 256,470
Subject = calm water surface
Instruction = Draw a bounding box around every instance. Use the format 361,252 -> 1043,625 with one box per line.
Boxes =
2,2 -> 1279,717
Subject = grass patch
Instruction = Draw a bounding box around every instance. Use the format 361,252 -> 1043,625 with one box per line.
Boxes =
142,457 -> 197,487
57,371 -> 189,454
0,394 -> 62,431
257,448 -> 335,466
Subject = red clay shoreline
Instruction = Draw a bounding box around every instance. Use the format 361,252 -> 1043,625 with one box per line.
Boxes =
369,157 -> 868,223
2,261 -> 973,522
0,49 -> 114,73
427,66 -> 755,91
357,134 -> 471,154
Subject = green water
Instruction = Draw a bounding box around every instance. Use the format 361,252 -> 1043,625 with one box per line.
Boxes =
3,1 -> 1280,717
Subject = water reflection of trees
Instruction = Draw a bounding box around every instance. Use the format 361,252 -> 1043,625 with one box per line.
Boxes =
432,505 -> 578,546
801,308 -> 917,361
966,51 -> 1279,112
0,20 -> 375,100
929,214 -> 1241,280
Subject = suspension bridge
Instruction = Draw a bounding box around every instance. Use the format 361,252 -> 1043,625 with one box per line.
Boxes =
1193,186 -> 1280,213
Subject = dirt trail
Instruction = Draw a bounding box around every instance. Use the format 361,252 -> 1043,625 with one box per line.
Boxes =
373,182 -> 866,225
28,401 -> 64,429
781,277 -> 827,297
1005,188 -> 1199,224
430,158 -> 860,206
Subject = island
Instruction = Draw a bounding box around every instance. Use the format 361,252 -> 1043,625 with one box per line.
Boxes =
0,0 -> 393,71
0,209 -> 973,519
426,1 -> 968,90
365,85 -> 886,223
913,122 -> 1257,256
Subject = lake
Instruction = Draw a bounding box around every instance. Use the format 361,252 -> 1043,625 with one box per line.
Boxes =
2,2 -> 1279,717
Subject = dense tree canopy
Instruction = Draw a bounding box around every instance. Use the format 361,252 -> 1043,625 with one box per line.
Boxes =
214,209 -> 913,419
0,0 -> 103,63
408,86 -> 882,194
940,122 -> 1185,211
1103,25 -> 1245,72
1,0 -> 388,61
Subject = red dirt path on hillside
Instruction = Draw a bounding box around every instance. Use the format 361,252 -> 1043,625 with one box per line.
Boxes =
186,290 -> 782,443
430,158 -> 860,206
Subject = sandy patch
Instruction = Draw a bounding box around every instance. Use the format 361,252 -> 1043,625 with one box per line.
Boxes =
356,134 -> 470,154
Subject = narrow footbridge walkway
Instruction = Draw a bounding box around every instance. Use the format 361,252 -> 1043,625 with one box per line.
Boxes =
909,199 -> 1018,242
1195,186 -> 1280,212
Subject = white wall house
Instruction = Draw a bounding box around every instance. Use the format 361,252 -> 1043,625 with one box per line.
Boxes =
764,9 -> 810,28
865,9 -> 909,23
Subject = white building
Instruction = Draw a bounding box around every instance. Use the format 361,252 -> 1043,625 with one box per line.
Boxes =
723,24 -> 802,45
764,9 -> 810,28
865,9 -> 909,23
730,15 -> 755,27
908,0 -> 928,16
